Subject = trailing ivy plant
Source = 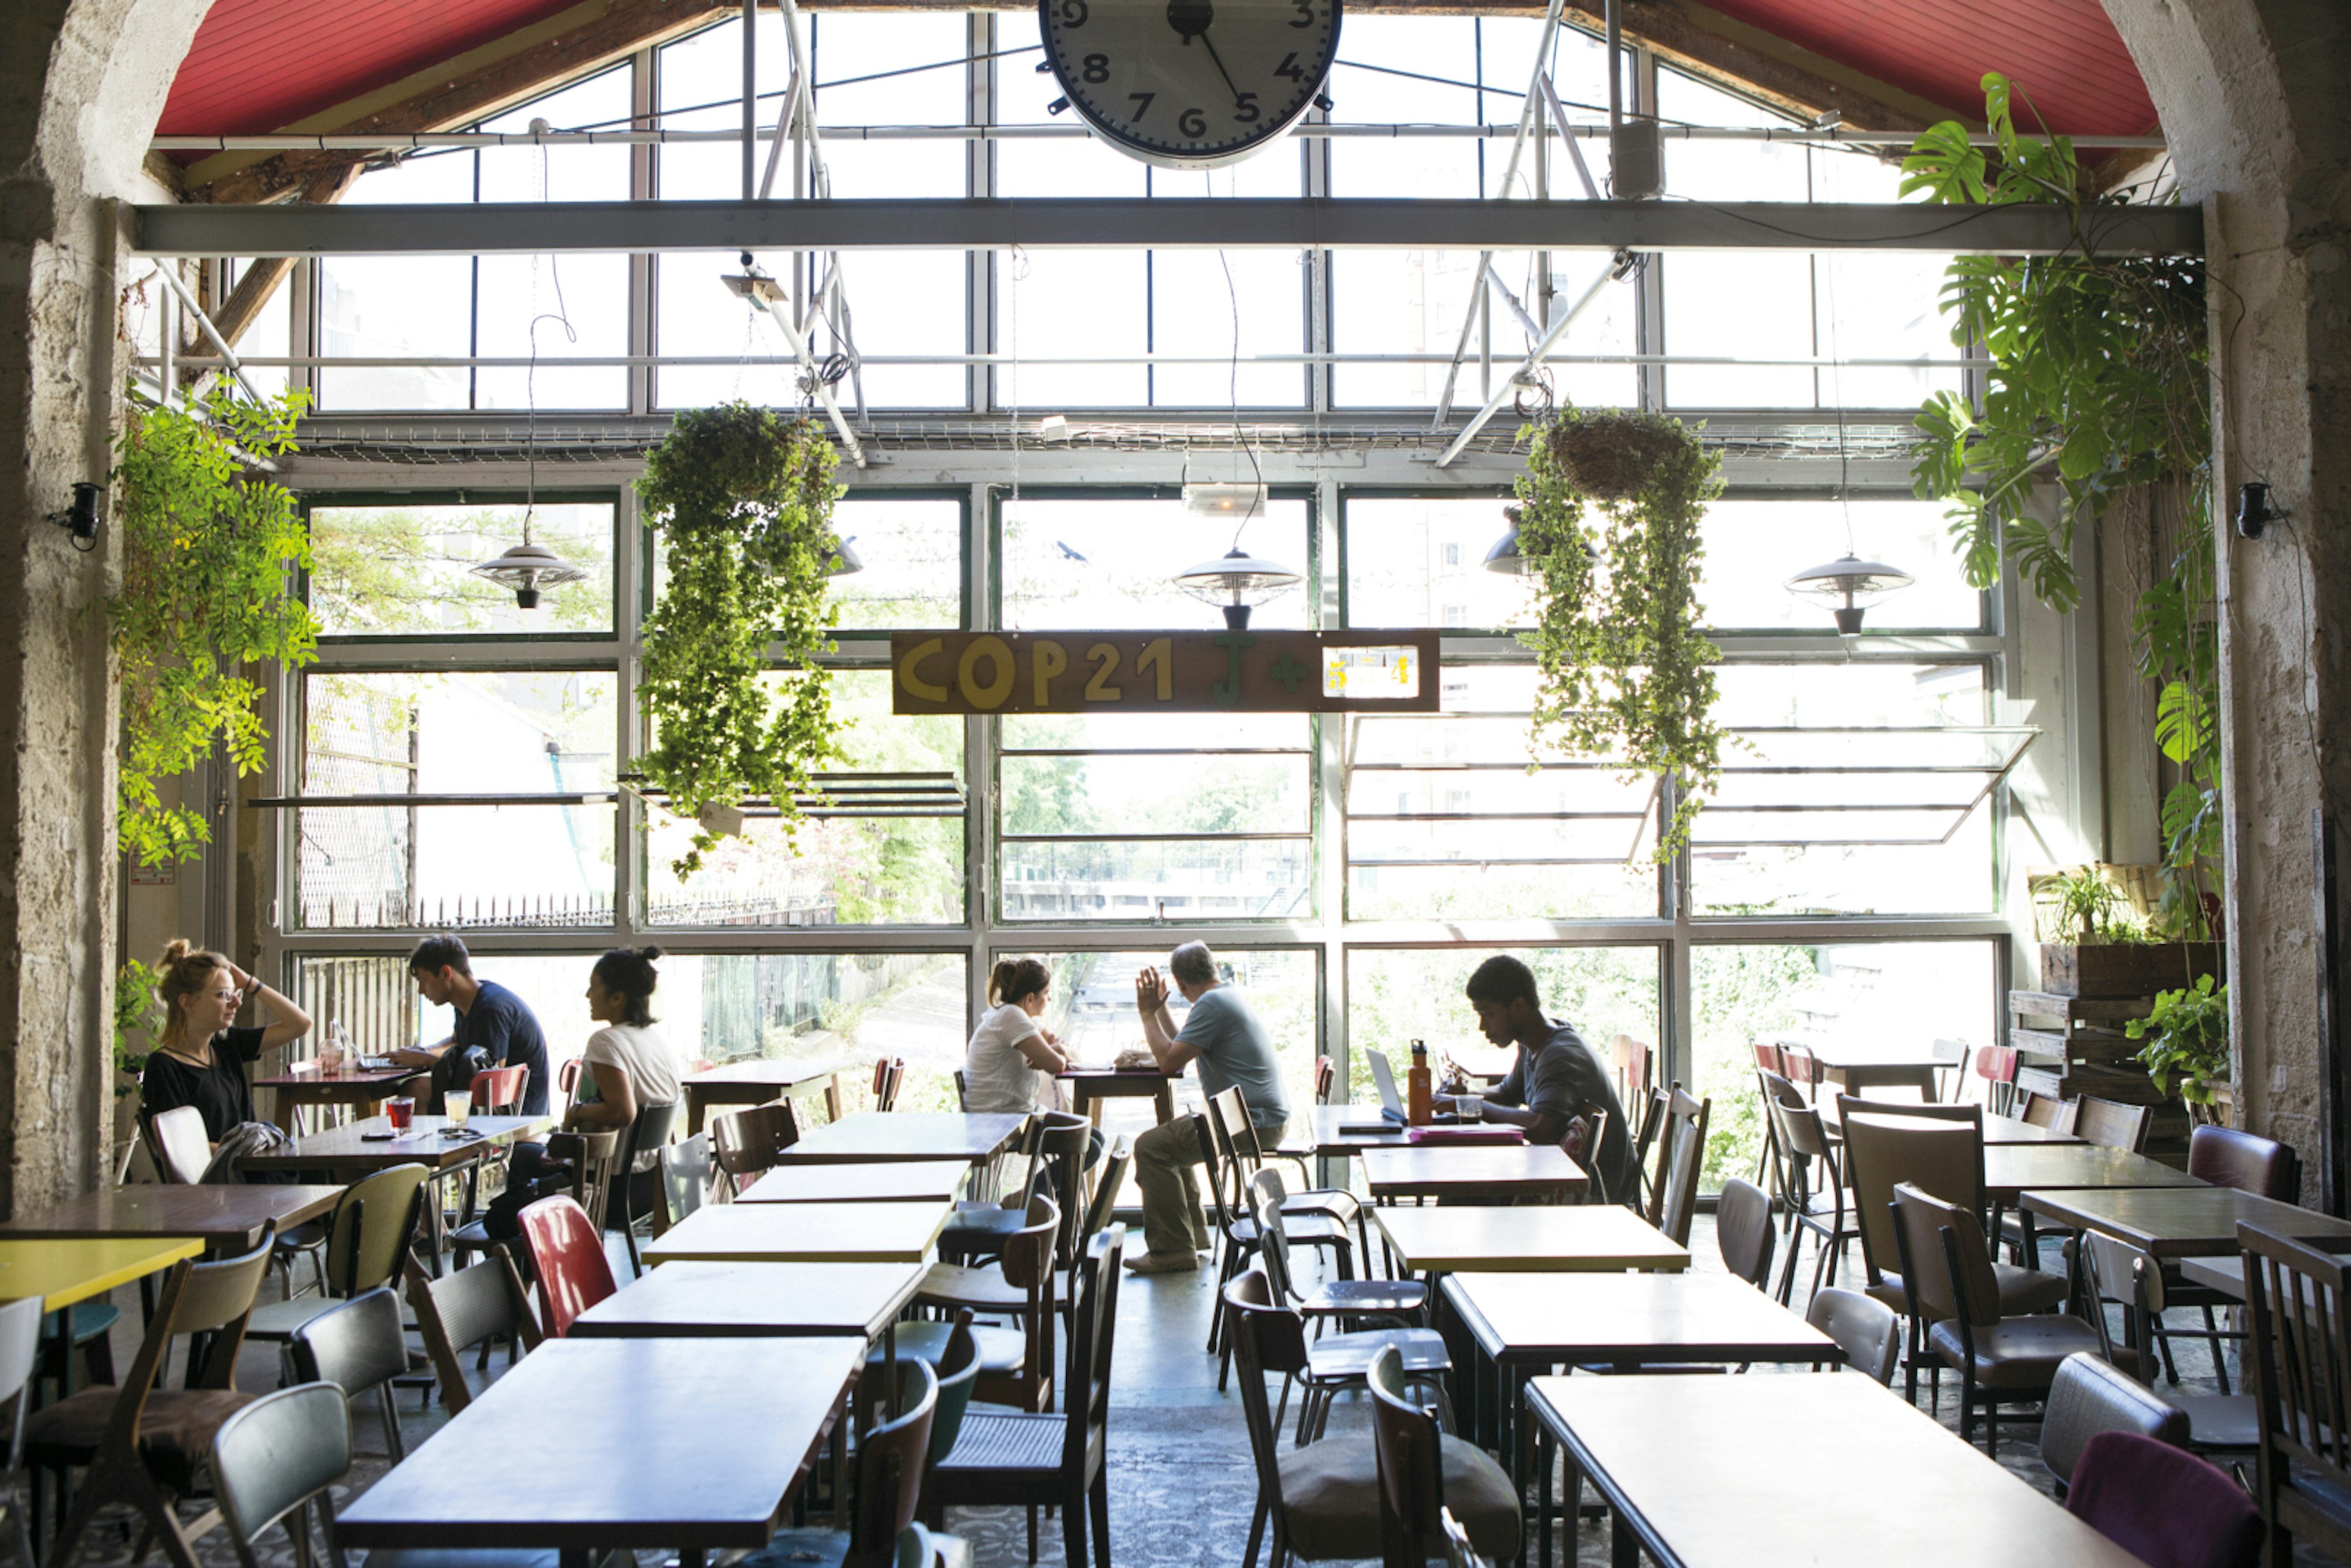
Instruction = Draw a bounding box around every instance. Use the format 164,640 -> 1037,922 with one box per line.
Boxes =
637,402 -> 849,877
113,959 -> 162,1097
2126,974 -> 2232,1108
113,384 -> 318,866
1904,73 -> 2219,935
1513,406 -> 1727,858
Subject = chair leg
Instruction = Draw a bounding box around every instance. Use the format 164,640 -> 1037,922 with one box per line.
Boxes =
1087,1469 -> 1110,1568
2200,1305 -> 2232,1395
1242,1497 -> 1268,1568
1027,1504 -> 1038,1565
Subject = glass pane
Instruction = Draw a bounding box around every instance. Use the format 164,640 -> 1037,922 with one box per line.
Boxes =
646,670 -> 966,927
308,500 -> 615,636
1692,939 -> 1995,1190
1000,497 -> 1312,631
828,496 -> 964,630
473,253 -> 630,411
318,149 -> 476,411
1813,251 -> 1963,410
224,258 -> 291,401
1001,839 -> 1313,921
1004,753 -> 1309,836
292,953 -> 609,1089
1344,496 -> 1537,629
1700,498 -> 1983,631
304,670 -> 617,793
679,952 -> 970,1112
1346,945 -> 1659,1101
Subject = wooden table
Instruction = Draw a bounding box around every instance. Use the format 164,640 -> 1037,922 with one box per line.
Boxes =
0,1185 -> 343,1250
1375,1205 -> 1687,1277
569,1261 -> 927,1340
738,1161 -> 970,1205
2020,1184 -> 2351,1258
781,1112 -> 1026,1167
1805,1041 -> 1948,1099
1983,1143 -> 2205,1204
0,1237 -> 204,1309
336,1336 -> 864,1564
252,1064 -> 424,1129
1526,1373 -> 2145,1568
641,1199 -> 951,1266
236,1113 -> 553,1265
1982,1117 -> 2086,1146
1057,1065 -> 1178,1125
681,1059 -> 850,1135
1275,1105 -> 1409,1158
1449,1271 -> 1838,1493
1360,1145 -> 1589,1204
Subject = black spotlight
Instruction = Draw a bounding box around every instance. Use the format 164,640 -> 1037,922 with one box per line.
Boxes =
2235,481 -> 2281,540
47,482 -> 103,551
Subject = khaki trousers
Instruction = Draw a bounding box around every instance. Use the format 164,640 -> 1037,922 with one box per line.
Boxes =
1132,1111 -> 1289,1259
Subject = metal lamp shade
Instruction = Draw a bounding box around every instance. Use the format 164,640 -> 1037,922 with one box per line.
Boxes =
1784,553 -> 1914,634
469,541 -> 591,610
1482,519 -> 1532,576
826,535 -> 864,577
1173,548 -> 1303,629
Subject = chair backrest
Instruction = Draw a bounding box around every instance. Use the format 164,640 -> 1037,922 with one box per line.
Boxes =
1223,1267 -> 1312,1551
711,1100 -> 799,1190
1644,1086 -> 1709,1246
324,1162 -> 432,1297
849,1359 -> 937,1568
517,1193 -> 619,1339
1715,1177 -> 1775,1289
1081,1136 -> 1133,1239
2020,1092 -> 2082,1135
1060,1224 -> 1125,1469
1836,1096 -> 1980,1126
289,1286 -> 408,1403
872,1057 -> 907,1114
1248,1169 -> 1303,1307
1367,1343 -> 1446,1568
658,1133 -> 712,1232
2074,1097 -> 2152,1153
2241,1220 -> 2351,1498
1763,1071 -> 1835,1163
210,1382 -> 352,1568
0,1295 -> 45,1469
1835,1106 -> 1984,1288
993,1193 -> 1062,1411
2065,1431 -> 2260,1568
1974,1045 -> 2020,1087
150,1105 -> 211,1185
1560,1110 -> 1608,1202
468,1064 -> 527,1114
926,1311 -> 983,1469
113,1226 -> 279,1419
1889,1181 -> 2000,1330
952,1069 -> 970,1111
1314,1054 -> 1335,1102
1805,1287 -> 1899,1385
1931,1039 -> 1973,1103
1628,1083 -> 1671,1184
1031,1112 -> 1095,1269
2041,1352 -> 2190,1487
557,1057 -> 583,1103
2191,1125 -> 2298,1199
1749,1040 -> 1787,1078
1610,1034 -> 1653,1109
1776,1043 -> 1819,1095
403,1255 -> 539,1414
616,1098 -> 680,1191
2078,1231 -> 2170,1371
1438,1509 -> 1491,1568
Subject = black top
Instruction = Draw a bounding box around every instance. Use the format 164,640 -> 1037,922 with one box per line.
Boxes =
1493,1019 -> 1637,1204
432,979 -> 550,1116
140,1026 -> 268,1142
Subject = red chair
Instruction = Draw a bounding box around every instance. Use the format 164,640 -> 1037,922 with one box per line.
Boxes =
468,1065 -> 527,1114
1314,1054 -> 1335,1103
1750,1041 -> 1787,1078
557,1058 -> 583,1105
1779,1043 -> 1821,1105
514,1195 -> 616,1340
2065,1431 -> 2260,1568
1974,1045 -> 2020,1117
872,1057 -> 906,1112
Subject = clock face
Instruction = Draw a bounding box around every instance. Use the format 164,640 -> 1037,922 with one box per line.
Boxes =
1037,0 -> 1341,169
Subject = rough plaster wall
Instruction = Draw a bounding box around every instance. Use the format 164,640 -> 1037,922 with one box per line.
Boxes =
0,0 -> 212,1215
2099,493 -> 2163,869
2103,0 -> 2350,1174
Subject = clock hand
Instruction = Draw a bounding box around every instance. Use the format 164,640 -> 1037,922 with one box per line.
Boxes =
1194,29 -> 1247,105
1165,0 -> 1212,42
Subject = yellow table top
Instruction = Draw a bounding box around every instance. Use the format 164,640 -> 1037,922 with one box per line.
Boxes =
0,1236 -> 204,1309
642,1199 -> 951,1266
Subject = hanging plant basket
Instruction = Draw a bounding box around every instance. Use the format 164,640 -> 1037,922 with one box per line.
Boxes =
1543,413 -> 1691,501
636,402 -> 851,877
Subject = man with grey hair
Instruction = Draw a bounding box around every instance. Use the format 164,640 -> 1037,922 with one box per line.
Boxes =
1127,941 -> 1291,1274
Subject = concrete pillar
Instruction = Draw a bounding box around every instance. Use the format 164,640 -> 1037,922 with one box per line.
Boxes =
0,0 -> 212,1214
2103,0 -> 2350,1179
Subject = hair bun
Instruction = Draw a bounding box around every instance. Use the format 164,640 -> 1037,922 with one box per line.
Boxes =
160,938 -> 194,966
637,945 -> 664,962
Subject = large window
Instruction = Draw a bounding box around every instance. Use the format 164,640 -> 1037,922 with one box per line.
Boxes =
307,498 -> 616,637
1346,945 -> 1660,1100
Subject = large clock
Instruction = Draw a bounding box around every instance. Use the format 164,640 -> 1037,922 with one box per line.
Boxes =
1037,0 -> 1341,169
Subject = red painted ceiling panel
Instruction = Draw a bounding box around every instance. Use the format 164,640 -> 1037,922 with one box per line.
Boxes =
1702,0 -> 2157,135
159,0 -> 585,137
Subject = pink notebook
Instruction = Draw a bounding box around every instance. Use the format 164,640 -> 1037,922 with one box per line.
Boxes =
1404,1125 -> 1525,1146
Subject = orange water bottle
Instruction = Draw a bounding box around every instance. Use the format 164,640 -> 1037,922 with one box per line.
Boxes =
1407,1039 -> 1434,1126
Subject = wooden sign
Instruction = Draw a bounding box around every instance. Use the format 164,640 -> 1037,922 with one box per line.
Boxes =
890,629 -> 1442,715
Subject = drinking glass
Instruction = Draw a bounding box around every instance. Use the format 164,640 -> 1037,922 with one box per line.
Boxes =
444,1090 -> 471,1129
386,1097 -> 414,1133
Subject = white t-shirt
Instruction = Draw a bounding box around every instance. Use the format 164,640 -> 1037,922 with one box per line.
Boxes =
580,1023 -> 682,1168
962,1002 -> 1052,1115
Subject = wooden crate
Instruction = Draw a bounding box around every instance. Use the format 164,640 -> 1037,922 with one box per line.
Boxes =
2040,943 -> 2222,999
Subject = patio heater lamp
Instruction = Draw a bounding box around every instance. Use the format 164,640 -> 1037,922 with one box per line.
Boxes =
470,534 -> 590,610
1481,506 -> 1600,576
1785,553 -> 1914,634
1173,548 -> 1303,630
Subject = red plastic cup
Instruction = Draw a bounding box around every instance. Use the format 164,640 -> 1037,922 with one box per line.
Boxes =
386,1097 -> 415,1133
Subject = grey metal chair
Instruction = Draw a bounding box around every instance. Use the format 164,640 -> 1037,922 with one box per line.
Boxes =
288,1286 -> 411,1460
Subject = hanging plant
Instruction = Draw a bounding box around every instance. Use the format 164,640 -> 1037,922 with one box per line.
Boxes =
637,402 -> 850,877
1514,405 -> 1727,858
113,383 -> 319,866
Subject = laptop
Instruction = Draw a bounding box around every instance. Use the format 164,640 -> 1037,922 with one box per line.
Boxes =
1339,1051 -> 1412,1136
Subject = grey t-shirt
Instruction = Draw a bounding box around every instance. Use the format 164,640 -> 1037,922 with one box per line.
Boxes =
1494,1019 -> 1637,1203
1177,986 -> 1291,1127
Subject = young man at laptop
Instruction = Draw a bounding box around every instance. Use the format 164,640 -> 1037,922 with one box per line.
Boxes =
1452,955 -> 1637,1202
1126,941 -> 1291,1275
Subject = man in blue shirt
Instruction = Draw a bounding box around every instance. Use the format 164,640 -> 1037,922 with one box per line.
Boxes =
1130,941 -> 1291,1274
393,935 -> 552,1116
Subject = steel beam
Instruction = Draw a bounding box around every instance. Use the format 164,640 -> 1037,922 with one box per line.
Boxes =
132,197 -> 2202,258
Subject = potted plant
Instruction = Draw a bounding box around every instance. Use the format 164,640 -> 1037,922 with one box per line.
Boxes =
635,402 -> 853,877
2126,974 -> 2233,1123
2030,864 -> 2222,999
1513,404 -> 1726,857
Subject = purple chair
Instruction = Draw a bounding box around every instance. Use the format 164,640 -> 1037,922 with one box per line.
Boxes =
2065,1431 -> 2260,1568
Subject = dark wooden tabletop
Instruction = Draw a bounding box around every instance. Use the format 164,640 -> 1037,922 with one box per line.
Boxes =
2020,1184 -> 2351,1256
780,1112 -> 1026,1166
1447,1271 -> 1836,1367
684,1059 -> 850,1090
738,1161 -> 970,1204
0,1184 -> 344,1247
641,1199 -> 951,1265
1277,1105 -> 1409,1157
1375,1205 -> 1688,1274
251,1065 -> 424,1092
1981,1119 -> 2085,1146
1360,1144 -> 1591,1201
234,1113 -> 552,1174
336,1336 -> 864,1553
1526,1374 -> 2147,1568
1982,1144 -> 2207,1202
2177,1248 -> 2351,1297
569,1260 -> 927,1340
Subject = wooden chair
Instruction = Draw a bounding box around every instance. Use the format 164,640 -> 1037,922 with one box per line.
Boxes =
1607,1033 -> 1652,1119
926,1226 -> 1126,1568
1760,1070 -> 1853,1304
287,1286 -> 411,1461
2039,1351 -> 2189,1492
656,1132 -> 713,1235
2064,1431 -> 2261,1568
910,1195 -> 1060,1412
2077,1231 -> 2258,1451
28,1228 -> 279,1568
1642,1086 -> 1709,1248
1890,1182 -> 2103,1455
744,1361 -> 939,1568
556,1057 -> 582,1106
1209,1087 -> 1365,1267
1200,1115 -> 1354,1386
873,1057 -> 907,1113
1930,1038 -> 1973,1105
1623,1082 -> 1671,1211
402,1255 -> 541,1410
2074,1096 -> 2152,1152
1775,1042 -> 1820,1105
1804,1286 -> 1899,1385
1227,1259 -> 1452,1447
2240,1220 -> 2351,1565
148,1105 -> 211,1185
514,1194 -> 617,1340
242,1163 -> 430,1354
2158,1126 -> 2303,1393
2019,1092 -> 2080,1135
1559,1109 -> 1608,1204
1715,1177 -> 1775,1290
1250,1171 -> 1427,1343
711,1098 -> 799,1198
1314,1054 -> 1335,1102
940,1115 -> 1051,1265
1367,1344 -> 1520,1568
1749,1042 -> 1787,1188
